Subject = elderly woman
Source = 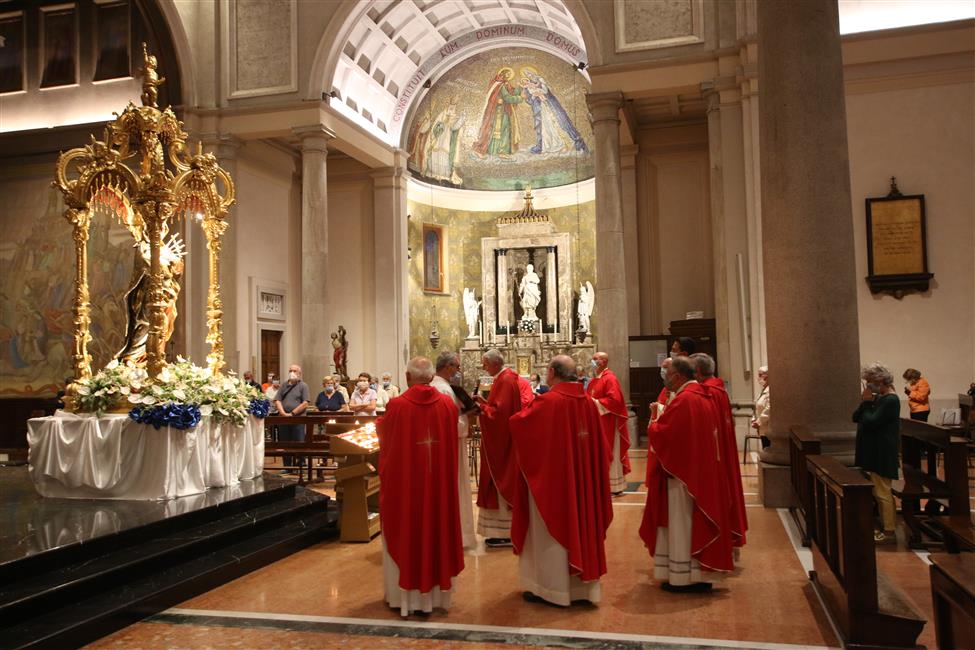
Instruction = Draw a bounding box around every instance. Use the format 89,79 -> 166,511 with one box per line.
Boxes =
902,369 -> 931,422
853,363 -> 901,543
751,366 -> 770,449
315,376 -> 348,412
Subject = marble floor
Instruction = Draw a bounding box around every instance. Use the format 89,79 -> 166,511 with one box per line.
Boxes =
86,452 -> 949,649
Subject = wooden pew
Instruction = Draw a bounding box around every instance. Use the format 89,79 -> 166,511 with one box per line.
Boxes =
805,454 -> 926,648
894,418 -> 971,549
263,414 -> 381,484
789,425 -> 821,546
929,554 -> 975,649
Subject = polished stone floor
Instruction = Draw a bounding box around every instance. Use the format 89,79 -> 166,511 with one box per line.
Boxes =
85,452 -> 948,649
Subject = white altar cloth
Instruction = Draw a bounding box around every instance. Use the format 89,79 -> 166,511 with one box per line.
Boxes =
27,411 -> 265,500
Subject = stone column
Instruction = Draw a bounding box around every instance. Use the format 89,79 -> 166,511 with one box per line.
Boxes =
620,144 -> 640,335
293,124 -> 334,386
496,248 -> 509,334
201,134 -> 242,372
757,0 -> 860,505
545,246 -> 557,336
371,152 -> 409,383
587,91 -> 629,397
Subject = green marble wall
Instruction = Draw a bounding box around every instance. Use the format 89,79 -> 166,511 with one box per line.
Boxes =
407,199 -> 595,358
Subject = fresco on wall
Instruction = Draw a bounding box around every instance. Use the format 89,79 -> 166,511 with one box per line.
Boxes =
407,199 -> 596,357
0,182 -> 133,397
405,48 -> 593,191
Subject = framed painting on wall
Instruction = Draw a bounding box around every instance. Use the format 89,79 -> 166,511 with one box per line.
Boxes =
0,11 -> 26,94
865,178 -> 933,298
93,0 -> 131,81
422,223 -> 446,294
40,5 -> 78,88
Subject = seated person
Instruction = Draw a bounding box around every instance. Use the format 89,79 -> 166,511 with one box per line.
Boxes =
316,376 -> 348,412
350,373 -> 379,416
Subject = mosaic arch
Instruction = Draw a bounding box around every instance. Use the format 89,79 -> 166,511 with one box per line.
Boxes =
403,47 -> 593,191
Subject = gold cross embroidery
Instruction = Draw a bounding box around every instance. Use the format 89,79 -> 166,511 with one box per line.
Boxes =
416,431 -> 437,467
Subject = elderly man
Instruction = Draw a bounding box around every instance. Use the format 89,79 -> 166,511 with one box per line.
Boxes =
378,357 -> 464,616
588,351 -> 631,495
243,370 -> 261,390
273,363 -> 310,475
639,355 -> 733,592
691,353 -> 747,551
649,357 -> 672,424
473,349 -> 528,547
510,355 -> 612,606
431,351 -> 476,549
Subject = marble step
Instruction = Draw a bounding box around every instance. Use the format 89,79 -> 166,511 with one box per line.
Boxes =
0,479 -> 298,584
0,487 -> 328,623
3,509 -> 335,650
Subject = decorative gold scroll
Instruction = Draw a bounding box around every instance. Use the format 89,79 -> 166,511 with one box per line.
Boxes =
53,44 -> 236,393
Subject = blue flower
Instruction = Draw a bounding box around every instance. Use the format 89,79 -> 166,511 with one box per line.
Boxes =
248,398 -> 271,419
129,403 -> 202,430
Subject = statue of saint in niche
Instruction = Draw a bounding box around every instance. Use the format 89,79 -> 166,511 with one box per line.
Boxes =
519,264 -> 542,322
331,325 -> 348,381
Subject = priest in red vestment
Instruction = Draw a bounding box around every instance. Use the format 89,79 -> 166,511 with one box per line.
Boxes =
587,351 -> 631,495
473,349 -> 525,547
378,356 -> 464,615
691,353 -> 748,550
510,355 -> 613,606
649,357 -> 672,424
639,355 -> 734,592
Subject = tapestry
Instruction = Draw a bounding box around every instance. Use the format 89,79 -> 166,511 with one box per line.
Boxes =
0,178 -> 133,397
404,47 -> 593,191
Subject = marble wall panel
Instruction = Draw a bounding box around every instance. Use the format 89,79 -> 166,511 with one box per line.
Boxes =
233,0 -> 295,95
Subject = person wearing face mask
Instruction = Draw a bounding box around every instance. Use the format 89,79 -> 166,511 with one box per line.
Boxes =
331,374 -> 350,403
274,364 -> 310,474
262,372 -> 277,393
751,366 -> 770,449
264,377 -> 281,401
648,358 -> 673,424
431,351 -> 476,550
853,363 -> 901,543
587,352 -> 631,496
350,372 -> 379,416
315,376 -> 348,412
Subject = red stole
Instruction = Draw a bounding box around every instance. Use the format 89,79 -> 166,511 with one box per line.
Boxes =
378,384 -> 464,592
587,369 -> 631,474
639,381 -> 734,572
476,368 -> 524,509
702,376 -> 748,547
510,382 -> 613,581
516,374 -> 535,408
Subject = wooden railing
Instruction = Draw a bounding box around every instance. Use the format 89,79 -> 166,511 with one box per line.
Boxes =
788,425 -> 821,546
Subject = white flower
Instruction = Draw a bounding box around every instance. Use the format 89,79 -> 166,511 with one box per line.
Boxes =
158,367 -> 173,383
106,359 -> 119,370
75,385 -> 91,396
206,384 -> 220,394
218,407 -> 228,416
151,385 -> 164,396
141,395 -> 156,405
173,388 -> 186,400
130,380 -> 143,391
222,379 -> 236,392
199,404 -> 213,416
120,386 -> 130,395
128,394 -> 141,403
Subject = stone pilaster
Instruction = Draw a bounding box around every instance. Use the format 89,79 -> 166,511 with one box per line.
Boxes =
757,0 -> 860,505
201,134 -> 242,372
370,152 -> 409,383
293,124 -> 334,386
496,248 -> 509,331
620,144 -> 640,335
545,246 -> 558,335
587,91 -> 630,398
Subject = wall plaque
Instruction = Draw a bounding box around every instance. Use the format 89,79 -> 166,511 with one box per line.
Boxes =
865,178 -> 932,298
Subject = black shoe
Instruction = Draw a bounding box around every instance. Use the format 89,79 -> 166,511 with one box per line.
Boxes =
760,435 -> 771,449
522,591 -> 566,608
661,581 -> 713,593
485,537 -> 512,548
612,491 -> 624,497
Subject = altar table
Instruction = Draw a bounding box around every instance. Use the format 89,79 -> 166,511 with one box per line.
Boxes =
27,411 -> 265,500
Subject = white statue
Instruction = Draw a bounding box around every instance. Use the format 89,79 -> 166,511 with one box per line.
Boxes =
463,287 -> 481,339
578,281 -> 595,333
518,264 -> 542,322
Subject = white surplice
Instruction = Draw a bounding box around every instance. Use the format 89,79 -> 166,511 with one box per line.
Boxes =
382,538 -> 453,616
653,478 -> 724,586
430,375 -> 476,549
519,493 -> 601,606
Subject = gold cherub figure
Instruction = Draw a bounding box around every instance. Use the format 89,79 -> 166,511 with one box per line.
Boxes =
140,42 -> 165,108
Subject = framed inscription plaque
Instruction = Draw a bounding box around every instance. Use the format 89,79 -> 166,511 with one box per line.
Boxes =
865,178 -> 933,298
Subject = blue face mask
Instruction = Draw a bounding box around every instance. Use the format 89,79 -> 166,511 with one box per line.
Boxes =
590,360 -> 598,368
370,383 -> 377,391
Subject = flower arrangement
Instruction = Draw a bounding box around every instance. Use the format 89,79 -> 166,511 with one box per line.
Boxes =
71,357 -> 265,430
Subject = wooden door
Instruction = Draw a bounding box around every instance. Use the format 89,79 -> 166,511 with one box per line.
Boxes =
261,329 -> 282,383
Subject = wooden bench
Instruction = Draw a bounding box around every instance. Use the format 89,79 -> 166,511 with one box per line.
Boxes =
929,553 -> 975,649
264,414 -> 380,484
789,425 -> 821,546
893,418 -> 970,549
805,454 -> 926,648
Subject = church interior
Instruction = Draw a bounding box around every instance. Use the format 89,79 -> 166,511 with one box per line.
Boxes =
0,0 -> 973,648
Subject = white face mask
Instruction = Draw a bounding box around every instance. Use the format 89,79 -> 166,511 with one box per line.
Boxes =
357,382 -> 369,392
325,386 -> 334,394
382,381 -> 390,388
660,367 -> 668,381
449,372 -> 462,386
288,371 -> 298,381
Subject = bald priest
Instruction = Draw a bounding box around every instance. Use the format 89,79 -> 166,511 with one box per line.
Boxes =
378,357 -> 465,616
510,355 -> 613,606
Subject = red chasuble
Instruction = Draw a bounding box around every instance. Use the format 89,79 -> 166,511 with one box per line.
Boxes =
587,369 -> 631,474
702,376 -> 748,547
476,368 -> 525,509
378,384 -> 464,592
509,382 -> 613,581
639,381 -> 734,573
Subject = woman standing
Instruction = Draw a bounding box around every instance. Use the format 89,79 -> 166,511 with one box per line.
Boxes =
853,363 -> 901,543
902,369 -> 931,422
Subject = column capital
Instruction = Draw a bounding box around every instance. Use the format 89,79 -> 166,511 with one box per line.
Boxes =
586,91 -> 624,124
292,124 -> 335,152
198,133 -> 244,159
